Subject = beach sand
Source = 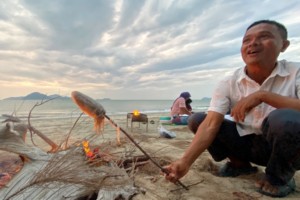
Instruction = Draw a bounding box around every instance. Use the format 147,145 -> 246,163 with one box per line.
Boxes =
1,112 -> 300,199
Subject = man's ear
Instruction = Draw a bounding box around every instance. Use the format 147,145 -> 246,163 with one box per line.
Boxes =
281,40 -> 290,52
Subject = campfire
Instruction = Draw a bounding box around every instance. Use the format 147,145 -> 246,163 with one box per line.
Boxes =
0,91 -> 188,199
81,138 -> 150,172
82,140 -> 94,159
133,109 -> 140,116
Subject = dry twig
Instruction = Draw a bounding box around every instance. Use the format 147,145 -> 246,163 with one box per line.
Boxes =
6,144 -> 133,199
27,97 -> 59,152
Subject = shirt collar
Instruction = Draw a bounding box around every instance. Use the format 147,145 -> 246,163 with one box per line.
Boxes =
237,60 -> 290,83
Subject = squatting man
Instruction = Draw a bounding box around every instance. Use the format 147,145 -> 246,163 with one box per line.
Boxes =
164,20 -> 300,198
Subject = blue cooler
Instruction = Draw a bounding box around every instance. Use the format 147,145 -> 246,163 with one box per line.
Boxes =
159,116 -> 172,124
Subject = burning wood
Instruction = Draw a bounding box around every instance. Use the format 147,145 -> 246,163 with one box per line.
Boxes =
81,139 -> 149,171
0,113 -> 140,200
133,110 -> 140,116
82,139 -> 94,159
71,91 -> 188,190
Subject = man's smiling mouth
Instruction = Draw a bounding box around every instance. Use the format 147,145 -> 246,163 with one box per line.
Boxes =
248,50 -> 260,55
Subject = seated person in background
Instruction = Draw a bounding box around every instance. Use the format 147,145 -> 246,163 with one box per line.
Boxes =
170,92 -> 192,125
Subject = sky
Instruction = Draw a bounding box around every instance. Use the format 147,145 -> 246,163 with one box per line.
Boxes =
0,0 -> 300,100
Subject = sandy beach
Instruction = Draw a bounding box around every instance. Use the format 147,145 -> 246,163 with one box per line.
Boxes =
1,112 -> 300,199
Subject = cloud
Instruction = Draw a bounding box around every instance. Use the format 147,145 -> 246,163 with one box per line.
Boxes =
0,0 -> 299,99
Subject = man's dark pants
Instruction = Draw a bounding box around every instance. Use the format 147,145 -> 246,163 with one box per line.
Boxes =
188,108 -> 300,185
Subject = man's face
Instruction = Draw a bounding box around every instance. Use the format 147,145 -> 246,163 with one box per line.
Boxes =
241,23 -> 287,67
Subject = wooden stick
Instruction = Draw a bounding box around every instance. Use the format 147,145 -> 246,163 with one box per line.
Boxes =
105,114 -> 189,190
29,126 -> 59,152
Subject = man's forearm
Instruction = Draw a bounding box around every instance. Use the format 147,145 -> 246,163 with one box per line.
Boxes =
181,116 -> 221,167
260,91 -> 300,110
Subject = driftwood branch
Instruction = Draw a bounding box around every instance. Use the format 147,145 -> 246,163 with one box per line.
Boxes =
27,98 -> 59,152
1,114 -> 21,123
27,126 -> 59,153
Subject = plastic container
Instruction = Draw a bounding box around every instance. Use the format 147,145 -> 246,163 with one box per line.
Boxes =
159,116 -> 172,124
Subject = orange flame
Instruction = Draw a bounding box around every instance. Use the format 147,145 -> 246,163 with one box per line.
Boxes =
82,140 -> 93,158
133,110 -> 140,116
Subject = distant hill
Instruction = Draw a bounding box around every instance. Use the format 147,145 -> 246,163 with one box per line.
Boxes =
2,92 -> 69,100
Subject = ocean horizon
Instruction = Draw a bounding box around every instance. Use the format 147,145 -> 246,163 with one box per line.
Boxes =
0,98 -> 210,121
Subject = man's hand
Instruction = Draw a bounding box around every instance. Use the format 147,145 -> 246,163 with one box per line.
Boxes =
231,91 -> 262,122
164,159 -> 190,183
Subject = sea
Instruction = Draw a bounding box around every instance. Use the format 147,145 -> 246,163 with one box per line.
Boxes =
0,98 -> 210,148
0,98 -> 210,121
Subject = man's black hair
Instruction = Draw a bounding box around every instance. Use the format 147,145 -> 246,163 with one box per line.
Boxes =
247,20 -> 288,40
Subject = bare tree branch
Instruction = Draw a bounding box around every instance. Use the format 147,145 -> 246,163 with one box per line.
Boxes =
27,97 -> 59,152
